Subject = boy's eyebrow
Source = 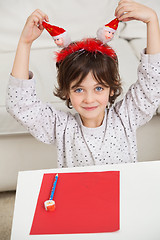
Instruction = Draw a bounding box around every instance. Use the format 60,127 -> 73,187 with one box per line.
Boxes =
70,84 -> 83,89
71,82 -> 106,89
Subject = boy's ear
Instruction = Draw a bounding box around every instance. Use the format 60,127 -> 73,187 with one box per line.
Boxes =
110,89 -> 114,97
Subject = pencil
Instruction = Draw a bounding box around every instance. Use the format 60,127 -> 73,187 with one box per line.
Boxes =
44,173 -> 59,211
49,173 -> 58,200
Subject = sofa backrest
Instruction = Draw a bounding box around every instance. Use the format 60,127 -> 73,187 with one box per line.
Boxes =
0,0 -> 123,52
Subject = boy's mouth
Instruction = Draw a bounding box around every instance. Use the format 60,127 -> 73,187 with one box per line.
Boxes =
82,106 -> 98,111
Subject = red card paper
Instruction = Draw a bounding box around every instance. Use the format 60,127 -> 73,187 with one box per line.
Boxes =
30,171 -> 120,235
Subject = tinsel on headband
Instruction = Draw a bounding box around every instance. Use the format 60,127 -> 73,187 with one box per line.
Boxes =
55,38 -> 117,63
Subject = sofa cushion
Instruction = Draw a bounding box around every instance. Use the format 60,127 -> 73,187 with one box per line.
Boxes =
129,38 -> 146,60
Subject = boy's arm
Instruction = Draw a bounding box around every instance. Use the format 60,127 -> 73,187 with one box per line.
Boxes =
115,0 -> 160,54
146,13 -> 160,54
11,41 -> 31,79
11,9 -> 49,80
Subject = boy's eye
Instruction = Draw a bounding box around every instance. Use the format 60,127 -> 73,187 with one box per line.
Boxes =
75,88 -> 83,93
95,86 -> 103,91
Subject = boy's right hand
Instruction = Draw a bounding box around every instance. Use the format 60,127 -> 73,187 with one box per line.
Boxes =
20,9 -> 49,45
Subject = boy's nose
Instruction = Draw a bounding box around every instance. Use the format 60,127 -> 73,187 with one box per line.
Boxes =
83,92 -> 94,103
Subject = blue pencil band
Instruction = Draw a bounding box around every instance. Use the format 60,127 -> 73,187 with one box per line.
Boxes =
49,174 -> 58,200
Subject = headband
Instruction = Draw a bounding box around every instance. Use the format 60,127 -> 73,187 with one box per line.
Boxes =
42,18 -> 119,62
55,38 -> 117,63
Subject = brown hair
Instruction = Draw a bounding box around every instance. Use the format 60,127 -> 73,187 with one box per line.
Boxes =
54,41 -> 122,109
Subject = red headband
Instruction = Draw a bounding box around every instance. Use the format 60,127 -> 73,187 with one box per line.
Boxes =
55,38 -> 117,63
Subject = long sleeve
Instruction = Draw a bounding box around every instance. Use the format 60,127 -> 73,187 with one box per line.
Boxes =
6,72 -> 69,144
115,50 -> 160,131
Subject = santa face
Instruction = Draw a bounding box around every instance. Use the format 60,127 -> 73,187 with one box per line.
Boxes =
104,30 -> 115,40
54,37 -> 64,47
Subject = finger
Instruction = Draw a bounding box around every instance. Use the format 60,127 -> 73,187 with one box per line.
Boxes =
116,0 -> 134,13
32,12 -> 44,25
35,9 -> 49,22
119,17 -> 135,22
39,24 -> 44,31
118,11 -> 135,21
32,16 -> 41,26
33,17 -> 45,31
118,0 -> 133,4
115,5 -> 133,19
115,2 -> 130,17
32,9 -> 49,23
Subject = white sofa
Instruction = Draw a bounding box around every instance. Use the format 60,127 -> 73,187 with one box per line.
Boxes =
1,0 -> 160,191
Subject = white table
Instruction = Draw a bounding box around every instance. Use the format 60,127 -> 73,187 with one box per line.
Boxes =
11,161 -> 160,240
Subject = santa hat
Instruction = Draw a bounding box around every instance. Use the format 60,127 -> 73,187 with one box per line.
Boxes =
104,18 -> 119,32
42,21 -> 66,39
42,21 -> 71,47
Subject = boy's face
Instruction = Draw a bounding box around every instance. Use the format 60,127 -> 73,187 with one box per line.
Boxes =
69,72 -> 113,128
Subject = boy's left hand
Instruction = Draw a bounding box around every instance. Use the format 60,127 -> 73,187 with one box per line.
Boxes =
115,0 -> 156,24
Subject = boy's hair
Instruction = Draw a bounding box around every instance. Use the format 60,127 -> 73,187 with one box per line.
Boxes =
54,38 -> 122,109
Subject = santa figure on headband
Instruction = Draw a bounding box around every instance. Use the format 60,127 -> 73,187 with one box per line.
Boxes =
42,21 -> 71,47
97,18 -> 119,44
